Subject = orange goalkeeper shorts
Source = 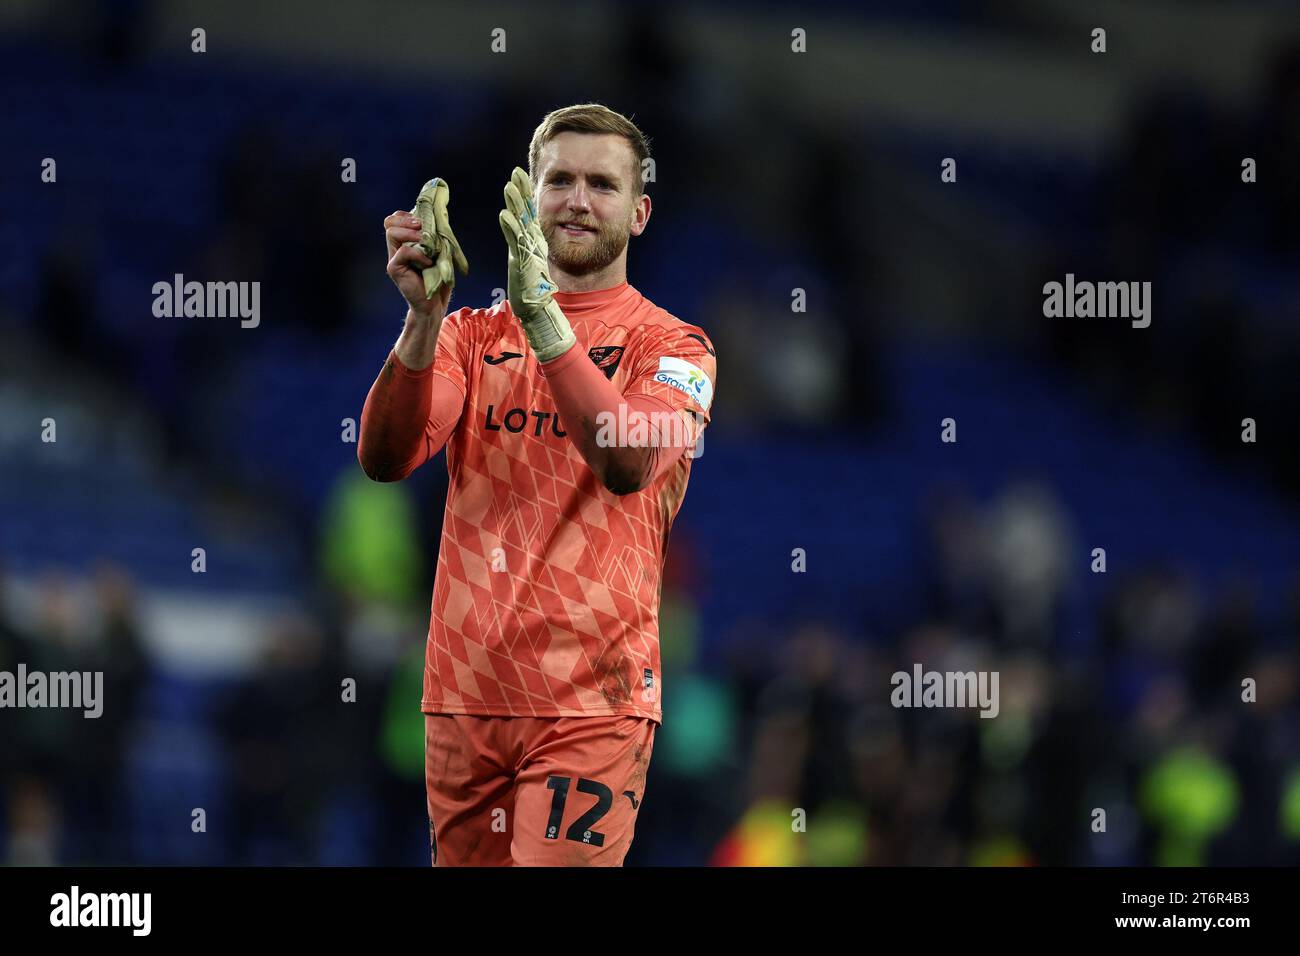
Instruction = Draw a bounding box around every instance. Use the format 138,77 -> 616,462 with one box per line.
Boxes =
424,712 -> 655,867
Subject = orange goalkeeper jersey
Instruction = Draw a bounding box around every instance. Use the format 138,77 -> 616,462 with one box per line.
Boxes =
422,281 -> 715,724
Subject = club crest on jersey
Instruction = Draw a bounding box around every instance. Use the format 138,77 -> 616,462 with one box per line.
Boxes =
654,357 -> 714,411
587,345 -> 625,379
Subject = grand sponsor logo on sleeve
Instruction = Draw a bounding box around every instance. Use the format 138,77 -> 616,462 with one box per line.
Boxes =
654,357 -> 713,411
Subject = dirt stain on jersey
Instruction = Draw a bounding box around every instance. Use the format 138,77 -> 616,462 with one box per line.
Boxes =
593,648 -> 634,705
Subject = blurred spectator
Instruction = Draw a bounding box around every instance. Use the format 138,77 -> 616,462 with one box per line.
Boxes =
215,613 -> 344,864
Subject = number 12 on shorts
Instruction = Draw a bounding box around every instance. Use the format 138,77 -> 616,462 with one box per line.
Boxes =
545,776 -> 613,846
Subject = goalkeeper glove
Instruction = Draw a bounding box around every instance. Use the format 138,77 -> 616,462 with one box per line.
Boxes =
498,166 -> 575,362
410,177 -> 469,300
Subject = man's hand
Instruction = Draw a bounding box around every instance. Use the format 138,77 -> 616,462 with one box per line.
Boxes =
499,167 -> 575,362
385,178 -> 468,320
385,178 -> 469,370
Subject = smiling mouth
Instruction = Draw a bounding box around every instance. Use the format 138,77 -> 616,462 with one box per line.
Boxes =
560,223 -> 595,234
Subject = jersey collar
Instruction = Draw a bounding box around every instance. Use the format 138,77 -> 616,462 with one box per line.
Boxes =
552,281 -> 635,314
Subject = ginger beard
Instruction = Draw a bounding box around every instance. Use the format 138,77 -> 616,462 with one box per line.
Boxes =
541,206 -> 633,277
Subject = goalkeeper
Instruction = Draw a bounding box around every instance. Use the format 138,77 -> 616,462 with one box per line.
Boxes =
358,104 -> 716,867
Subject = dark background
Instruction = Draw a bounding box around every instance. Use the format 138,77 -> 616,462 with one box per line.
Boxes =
3,0 -> 1300,866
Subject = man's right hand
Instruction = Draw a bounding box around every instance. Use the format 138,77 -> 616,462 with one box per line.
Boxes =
385,209 -> 448,320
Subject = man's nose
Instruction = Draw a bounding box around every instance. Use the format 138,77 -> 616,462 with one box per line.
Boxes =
567,183 -> 591,210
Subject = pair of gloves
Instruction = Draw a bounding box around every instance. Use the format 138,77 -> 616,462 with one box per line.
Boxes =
409,170 -> 575,363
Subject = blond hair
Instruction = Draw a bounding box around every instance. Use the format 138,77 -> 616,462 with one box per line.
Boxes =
527,103 -> 651,196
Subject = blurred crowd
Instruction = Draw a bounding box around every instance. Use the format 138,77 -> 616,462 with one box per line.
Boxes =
0,565 -> 146,865
647,483 -> 1300,866
4,474 -> 1299,866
